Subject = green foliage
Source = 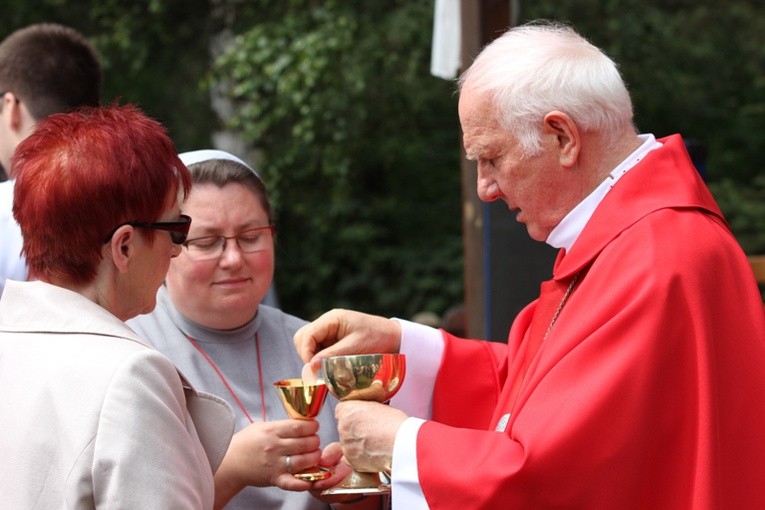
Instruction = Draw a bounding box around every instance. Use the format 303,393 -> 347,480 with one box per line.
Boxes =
0,0 -> 215,150
709,176 -> 765,254
213,0 -> 463,319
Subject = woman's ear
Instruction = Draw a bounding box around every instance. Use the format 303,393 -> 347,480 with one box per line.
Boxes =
105,225 -> 136,274
543,110 -> 580,169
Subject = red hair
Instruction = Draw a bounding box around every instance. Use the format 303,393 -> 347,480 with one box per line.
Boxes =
12,104 -> 191,286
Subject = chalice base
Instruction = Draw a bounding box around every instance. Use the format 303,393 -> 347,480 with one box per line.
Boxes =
320,470 -> 390,496
294,466 -> 333,482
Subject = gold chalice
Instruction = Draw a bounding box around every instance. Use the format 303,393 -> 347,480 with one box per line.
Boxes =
273,378 -> 332,481
320,353 -> 407,496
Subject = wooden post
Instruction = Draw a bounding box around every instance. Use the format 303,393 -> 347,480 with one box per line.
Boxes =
458,0 -> 485,340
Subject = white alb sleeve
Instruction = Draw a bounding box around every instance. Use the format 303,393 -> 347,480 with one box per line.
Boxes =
388,319 -> 445,509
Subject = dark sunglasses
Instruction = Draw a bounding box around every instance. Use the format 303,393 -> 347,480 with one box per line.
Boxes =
103,214 -> 192,245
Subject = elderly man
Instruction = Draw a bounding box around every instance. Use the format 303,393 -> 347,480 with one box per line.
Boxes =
296,21 -> 765,509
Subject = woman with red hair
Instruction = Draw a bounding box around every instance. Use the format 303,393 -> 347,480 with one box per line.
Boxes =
0,105 -> 321,509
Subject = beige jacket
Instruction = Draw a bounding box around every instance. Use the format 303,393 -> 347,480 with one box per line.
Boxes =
0,280 -> 234,509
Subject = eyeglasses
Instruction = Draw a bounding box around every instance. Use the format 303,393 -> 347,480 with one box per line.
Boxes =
103,214 -> 192,245
183,225 -> 276,261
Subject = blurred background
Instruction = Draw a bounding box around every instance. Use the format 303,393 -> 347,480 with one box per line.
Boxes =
2,0 -> 763,339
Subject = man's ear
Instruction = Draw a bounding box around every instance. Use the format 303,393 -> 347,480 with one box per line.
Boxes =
543,110 -> 580,169
2,92 -> 24,132
106,225 -> 136,274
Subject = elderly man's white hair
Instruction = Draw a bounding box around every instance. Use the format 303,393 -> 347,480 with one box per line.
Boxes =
459,21 -> 635,156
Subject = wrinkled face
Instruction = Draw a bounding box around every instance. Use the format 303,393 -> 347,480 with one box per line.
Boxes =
458,86 -> 565,242
166,182 -> 274,329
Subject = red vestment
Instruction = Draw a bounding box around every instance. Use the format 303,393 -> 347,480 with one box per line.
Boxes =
420,135 -> 765,508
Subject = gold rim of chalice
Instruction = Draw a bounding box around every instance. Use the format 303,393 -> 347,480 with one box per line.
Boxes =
273,378 -> 329,420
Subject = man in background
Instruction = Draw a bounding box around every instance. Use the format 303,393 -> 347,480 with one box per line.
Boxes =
0,23 -> 102,296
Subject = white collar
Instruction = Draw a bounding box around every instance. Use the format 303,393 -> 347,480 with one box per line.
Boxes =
546,134 -> 661,251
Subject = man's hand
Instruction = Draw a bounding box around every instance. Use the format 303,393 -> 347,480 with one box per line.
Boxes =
336,401 -> 408,473
293,309 -> 402,371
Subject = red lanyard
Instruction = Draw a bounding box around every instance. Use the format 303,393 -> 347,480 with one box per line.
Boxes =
185,332 -> 267,423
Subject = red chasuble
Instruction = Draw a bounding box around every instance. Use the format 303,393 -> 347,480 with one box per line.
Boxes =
421,135 -> 765,509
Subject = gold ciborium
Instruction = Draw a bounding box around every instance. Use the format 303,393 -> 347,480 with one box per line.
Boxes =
320,353 -> 406,496
273,378 -> 332,481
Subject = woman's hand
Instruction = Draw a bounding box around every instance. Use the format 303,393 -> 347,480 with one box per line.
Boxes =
309,442 -> 385,509
213,419 -> 321,508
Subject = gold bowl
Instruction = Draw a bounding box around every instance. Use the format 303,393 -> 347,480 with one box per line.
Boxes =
321,353 -> 406,402
273,378 -> 329,420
